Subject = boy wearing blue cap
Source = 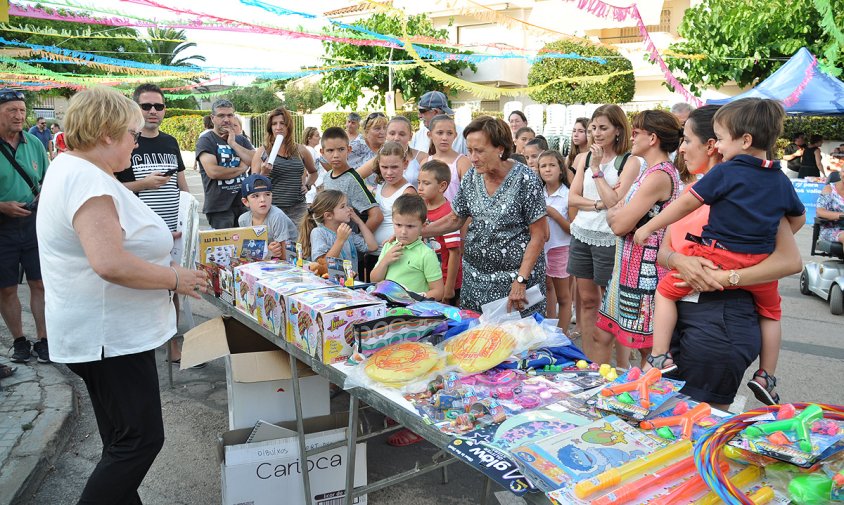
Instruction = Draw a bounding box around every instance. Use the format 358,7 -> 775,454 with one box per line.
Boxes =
239,174 -> 297,259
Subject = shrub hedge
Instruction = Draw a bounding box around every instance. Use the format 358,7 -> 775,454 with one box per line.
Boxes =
160,115 -> 205,152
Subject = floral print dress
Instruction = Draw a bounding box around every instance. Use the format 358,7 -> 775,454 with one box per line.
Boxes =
817,186 -> 844,242
451,162 -> 548,315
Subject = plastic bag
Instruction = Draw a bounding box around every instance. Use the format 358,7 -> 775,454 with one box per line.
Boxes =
440,315 -> 547,374
353,315 -> 446,357
343,341 -> 452,394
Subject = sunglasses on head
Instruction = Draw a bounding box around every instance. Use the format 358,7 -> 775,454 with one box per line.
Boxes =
139,103 -> 165,111
0,90 -> 25,104
364,112 -> 386,128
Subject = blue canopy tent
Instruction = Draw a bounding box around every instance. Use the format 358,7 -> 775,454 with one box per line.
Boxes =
707,47 -> 844,115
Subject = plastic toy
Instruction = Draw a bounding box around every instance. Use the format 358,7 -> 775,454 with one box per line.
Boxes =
573,439 -> 692,498
694,464 -> 762,505
599,363 -> 612,377
641,402 -> 712,440
743,403 -> 824,452
648,461 -> 730,505
576,359 -> 588,369
605,368 -> 619,381
788,473 -> 835,505
591,455 -> 697,505
748,486 -> 775,505
600,367 -> 662,409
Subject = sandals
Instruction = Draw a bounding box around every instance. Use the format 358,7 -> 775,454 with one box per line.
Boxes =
747,369 -> 780,405
387,428 -> 423,447
646,352 -> 678,374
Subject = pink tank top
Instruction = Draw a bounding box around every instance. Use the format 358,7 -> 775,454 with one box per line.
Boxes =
428,154 -> 464,202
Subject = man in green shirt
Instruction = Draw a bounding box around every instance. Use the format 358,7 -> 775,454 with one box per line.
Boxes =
0,89 -> 50,372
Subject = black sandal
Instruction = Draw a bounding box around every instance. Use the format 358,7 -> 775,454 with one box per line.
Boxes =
646,352 -> 678,374
747,369 -> 780,405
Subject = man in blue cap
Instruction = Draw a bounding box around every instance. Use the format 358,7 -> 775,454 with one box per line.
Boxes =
0,88 -> 51,372
410,90 -> 467,155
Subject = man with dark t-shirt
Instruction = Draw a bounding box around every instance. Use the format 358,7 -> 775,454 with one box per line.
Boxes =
195,99 -> 255,229
783,132 -> 806,175
116,83 -> 188,231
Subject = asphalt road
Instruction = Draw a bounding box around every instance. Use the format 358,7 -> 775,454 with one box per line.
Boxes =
19,164 -> 844,505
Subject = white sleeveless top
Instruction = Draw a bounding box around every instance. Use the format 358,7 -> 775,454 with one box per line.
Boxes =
374,181 -> 414,245
428,154 -> 464,202
570,155 -> 622,247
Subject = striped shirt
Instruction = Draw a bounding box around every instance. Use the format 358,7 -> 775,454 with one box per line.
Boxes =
264,149 -> 307,209
117,132 -> 185,231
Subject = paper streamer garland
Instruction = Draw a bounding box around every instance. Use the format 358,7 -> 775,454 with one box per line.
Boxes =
563,0 -> 703,107
782,53 -> 818,107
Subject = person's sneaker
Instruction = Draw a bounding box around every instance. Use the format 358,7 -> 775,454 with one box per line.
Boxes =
32,339 -> 51,364
10,338 -> 32,363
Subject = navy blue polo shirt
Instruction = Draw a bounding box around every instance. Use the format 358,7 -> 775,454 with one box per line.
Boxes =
689,155 -> 804,254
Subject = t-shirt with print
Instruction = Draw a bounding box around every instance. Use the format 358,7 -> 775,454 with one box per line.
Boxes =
195,131 -> 254,214
322,168 -> 378,218
309,225 -> 369,266
238,205 -> 298,254
116,132 -> 185,231
426,201 -> 462,289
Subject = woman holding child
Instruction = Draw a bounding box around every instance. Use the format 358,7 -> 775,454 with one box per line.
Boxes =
423,116 -> 548,315
595,110 -> 690,368
644,104 -> 803,409
252,107 -> 318,225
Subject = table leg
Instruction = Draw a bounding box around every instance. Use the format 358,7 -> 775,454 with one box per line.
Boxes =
167,337 -> 173,389
480,477 -> 493,505
290,352 -> 313,505
343,394 -> 360,505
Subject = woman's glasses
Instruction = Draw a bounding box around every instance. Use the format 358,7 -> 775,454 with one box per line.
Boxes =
128,130 -> 142,143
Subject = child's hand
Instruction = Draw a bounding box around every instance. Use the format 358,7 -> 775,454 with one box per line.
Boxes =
633,227 -> 651,245
337,223 -> 352,242
348,211 -> 363,224
268,241 -> 283,258
383,243 -> 403,265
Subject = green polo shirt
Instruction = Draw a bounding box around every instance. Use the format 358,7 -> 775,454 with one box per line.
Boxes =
376,238 -> 443,294
0,131 -> 49,204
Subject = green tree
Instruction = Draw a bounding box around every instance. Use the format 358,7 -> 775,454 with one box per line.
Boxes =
666,0 -> 844,94
224,85 -> 283,113
282,81 -> 325,112
527,39 -> 634,104
145,28 -> 206,68
321,13 -> 475,108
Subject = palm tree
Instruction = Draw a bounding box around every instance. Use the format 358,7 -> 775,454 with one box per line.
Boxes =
146,28 -> 206,67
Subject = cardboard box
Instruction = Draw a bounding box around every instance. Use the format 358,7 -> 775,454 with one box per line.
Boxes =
198,226 -> 270,266
233,261 -> 311,322
219,414 -> 367,505
181,316 -> 330,430
287,287 -> 386,364
256,274 -> 334,336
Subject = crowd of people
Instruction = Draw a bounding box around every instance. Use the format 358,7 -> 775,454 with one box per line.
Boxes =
2,80 -> 842,501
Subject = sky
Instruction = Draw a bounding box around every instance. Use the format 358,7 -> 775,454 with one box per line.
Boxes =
26,0 -> 357,84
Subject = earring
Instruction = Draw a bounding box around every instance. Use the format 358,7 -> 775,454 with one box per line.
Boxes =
615,135 -> 620,143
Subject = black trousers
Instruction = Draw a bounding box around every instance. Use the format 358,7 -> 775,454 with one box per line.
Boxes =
67,349 -> 165,505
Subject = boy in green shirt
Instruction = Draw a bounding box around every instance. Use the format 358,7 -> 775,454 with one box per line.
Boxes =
370,194 -> 444,299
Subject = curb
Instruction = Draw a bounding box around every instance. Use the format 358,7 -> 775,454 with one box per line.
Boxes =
0,365 -> 78,505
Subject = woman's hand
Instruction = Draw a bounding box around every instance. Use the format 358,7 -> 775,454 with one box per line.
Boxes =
507,280 -> 528,313
669,254 -> 724,292
174,266 -> 208,299
588,144 -> 604,172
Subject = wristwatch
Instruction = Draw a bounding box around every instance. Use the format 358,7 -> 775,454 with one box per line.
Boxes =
728,270 -> 740,286
591,170 -> 605,179
516,275 -> 527,285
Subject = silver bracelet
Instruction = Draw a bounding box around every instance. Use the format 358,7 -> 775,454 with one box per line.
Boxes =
666,251 -> 676,269
170,266 -> 179,292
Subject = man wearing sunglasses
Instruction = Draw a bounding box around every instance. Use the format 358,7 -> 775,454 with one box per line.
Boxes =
27,116 -> 51,153
0,88 -> 51,371
410,90 -> 467,156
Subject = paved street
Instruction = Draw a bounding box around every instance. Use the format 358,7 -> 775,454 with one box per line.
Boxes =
2,161 -> 842,504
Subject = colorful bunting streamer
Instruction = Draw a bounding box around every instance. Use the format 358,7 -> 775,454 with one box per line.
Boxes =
782,53 -> 818,107
562,0 -> 703,107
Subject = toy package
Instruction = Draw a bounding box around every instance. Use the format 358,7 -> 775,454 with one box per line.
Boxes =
442,316 -> 547,374
287,287 -> 386,363
198,226 -> 270,266
730,404 -> 844,467
638,398 -> 731,443
233,261 -> 304,317
353,315 -> 446,357
587,367 -> 684,421
248,273 -> 332,336
510,415 -> 664,492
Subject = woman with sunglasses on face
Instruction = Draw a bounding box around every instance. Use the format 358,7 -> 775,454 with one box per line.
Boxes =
36,87 -> 207,503
348,113 -> 388,186
251,107 -> 318,226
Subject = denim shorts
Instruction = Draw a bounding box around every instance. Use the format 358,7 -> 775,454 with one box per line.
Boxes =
671,290 -> 761,405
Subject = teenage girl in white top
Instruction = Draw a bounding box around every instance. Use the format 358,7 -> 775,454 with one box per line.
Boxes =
566,104 -> 640,363
373,141 -> 417,245
357,116 -> 427,188
427,115 -> 471,202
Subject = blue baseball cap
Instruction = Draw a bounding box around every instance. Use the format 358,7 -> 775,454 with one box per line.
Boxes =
241,174 -> 273,198
418,91 -> 453,114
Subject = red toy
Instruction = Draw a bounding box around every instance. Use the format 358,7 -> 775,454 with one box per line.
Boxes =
601,367 -> 662,409
640,402 -> 712,440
